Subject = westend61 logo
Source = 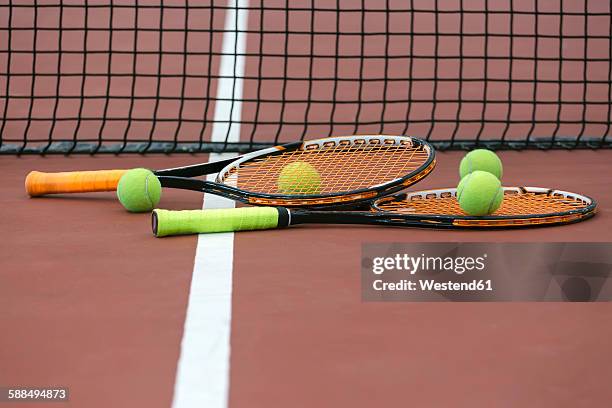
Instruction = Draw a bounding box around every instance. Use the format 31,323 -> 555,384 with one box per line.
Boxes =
361,243 -> 612,302
372,253 -> 487,275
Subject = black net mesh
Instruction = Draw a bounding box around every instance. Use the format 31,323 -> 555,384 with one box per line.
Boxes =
1,0 -> 610,154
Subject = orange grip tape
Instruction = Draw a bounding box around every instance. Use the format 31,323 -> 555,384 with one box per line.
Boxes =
25,169 -> 129,196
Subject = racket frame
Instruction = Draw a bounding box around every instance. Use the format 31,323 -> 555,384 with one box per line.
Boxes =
156,135 -> 436,209
282,187 -> 597,228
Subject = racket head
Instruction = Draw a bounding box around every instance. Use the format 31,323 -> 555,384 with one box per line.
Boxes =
215,135 -> 435,208
372,187 -> 596,228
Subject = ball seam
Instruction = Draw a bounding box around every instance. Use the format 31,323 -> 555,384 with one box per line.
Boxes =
457,172 -> 473,200
486,186 -> 503,214
117,181 -> 124,205
144,174 -> 155,209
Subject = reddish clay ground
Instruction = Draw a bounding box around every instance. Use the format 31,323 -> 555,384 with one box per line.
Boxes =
1,150 -> 611,407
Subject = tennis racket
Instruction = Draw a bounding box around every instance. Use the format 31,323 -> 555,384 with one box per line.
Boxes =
152,187 -> 596,236
25,135 -> 435,209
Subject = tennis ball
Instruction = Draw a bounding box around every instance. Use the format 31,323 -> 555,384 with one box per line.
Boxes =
457,170 -> 504,216
277,161 -> 321,195
116,168 -> 161,212
459,149 -> 503,180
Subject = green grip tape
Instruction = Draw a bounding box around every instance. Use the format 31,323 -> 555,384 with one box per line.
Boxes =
153,207 -> 280,237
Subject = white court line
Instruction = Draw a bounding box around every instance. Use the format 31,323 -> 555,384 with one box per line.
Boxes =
171,1 -> 249,407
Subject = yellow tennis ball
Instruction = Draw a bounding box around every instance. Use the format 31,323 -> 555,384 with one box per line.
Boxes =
459,149 -> 503,180
457,170 -> 504,216
117,168 -> 161,212
277,161 -> 321,195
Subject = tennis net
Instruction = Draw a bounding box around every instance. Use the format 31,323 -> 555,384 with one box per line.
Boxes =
1,0 -> 610,154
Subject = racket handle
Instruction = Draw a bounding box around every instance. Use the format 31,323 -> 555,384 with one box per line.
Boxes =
25,169 -> 128,196
152,207 -> 287,237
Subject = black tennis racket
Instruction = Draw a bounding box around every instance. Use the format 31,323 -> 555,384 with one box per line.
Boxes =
152,187 -> 597,236
25,135 -> 435,209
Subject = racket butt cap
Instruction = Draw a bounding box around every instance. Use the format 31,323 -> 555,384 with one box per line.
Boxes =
25,171 -> 42,196
152,210 -> 160,237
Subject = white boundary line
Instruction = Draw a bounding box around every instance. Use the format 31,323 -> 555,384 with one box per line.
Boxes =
172,1 -> 248,407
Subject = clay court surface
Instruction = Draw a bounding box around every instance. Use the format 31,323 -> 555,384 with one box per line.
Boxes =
2,149 -> 611,407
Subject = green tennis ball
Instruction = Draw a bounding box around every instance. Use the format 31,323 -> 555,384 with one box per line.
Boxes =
457,170 -> 504,216
459,149 -> 503,180
277,161 -> 321,195
117,168 -> 161,212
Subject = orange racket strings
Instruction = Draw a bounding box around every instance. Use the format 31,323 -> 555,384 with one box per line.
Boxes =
220,142 -> 431,195
374,189 -> 594,227
379,190 -> 590,216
